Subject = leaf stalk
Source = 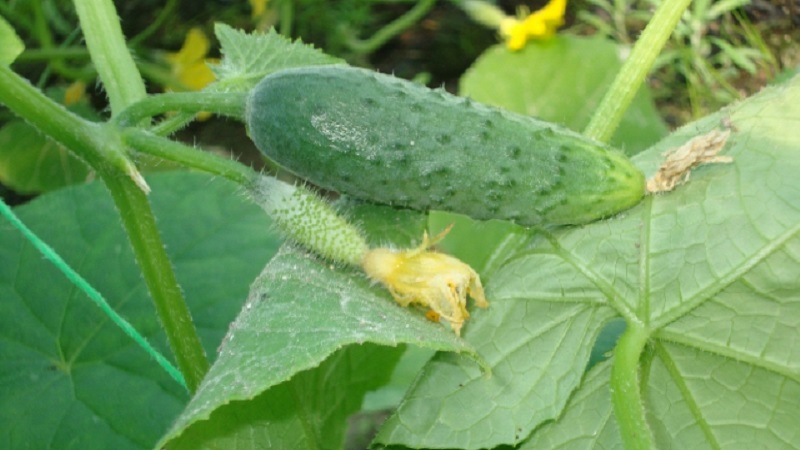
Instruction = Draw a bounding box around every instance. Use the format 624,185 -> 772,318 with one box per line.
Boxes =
612,324 -> 656,450
584,0 -> 692,142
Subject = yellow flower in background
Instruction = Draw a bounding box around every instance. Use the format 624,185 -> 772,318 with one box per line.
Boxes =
507,0 -> 566,49
462,0 -> 566,51
165,28 -> 218,91
63,80 -> 87,106
249,0 -> 268,19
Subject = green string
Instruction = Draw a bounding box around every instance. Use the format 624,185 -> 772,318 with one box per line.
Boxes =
0,197 -> 188,391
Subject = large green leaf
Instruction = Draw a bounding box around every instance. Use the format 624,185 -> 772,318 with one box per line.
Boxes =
376,75 -> 800,448
375,296 -> 617,448
460,35 -> 669,154
0,172 -> 282,450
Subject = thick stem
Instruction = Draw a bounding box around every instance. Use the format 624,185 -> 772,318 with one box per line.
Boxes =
100,172 -> 209,392
122,128 -> 257,186
0,65 -> 117,170
611,324 -> 656,450
583,0 -> 692,143
114,92 -> 248,127
73,0 -> 147,115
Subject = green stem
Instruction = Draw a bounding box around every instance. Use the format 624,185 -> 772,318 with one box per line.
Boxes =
122,128 -> 257,186
347,0 -> 437,54
128,0 -> 179,47
151,113 -> 198,136
29,0 -> 86,82
15,47 -> 91,62
0,198 -> 187,390
73,0 -> 147,115
611,324 -> 656,450
114,92 -> 248,127
100,172 -> 209,392
0,65 -> 115,169
583,0 -> 692,143
278,0 -> 294,36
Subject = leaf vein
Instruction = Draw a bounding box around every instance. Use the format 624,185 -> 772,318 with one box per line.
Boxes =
653,221 -> 800,329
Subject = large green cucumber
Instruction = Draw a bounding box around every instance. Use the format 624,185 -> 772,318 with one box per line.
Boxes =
246,65 -> 644,226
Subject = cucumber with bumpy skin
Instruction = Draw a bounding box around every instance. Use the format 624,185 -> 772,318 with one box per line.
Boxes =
246,65 -> 644,226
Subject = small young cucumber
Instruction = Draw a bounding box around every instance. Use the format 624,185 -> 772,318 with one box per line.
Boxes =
246,65 -> 644,226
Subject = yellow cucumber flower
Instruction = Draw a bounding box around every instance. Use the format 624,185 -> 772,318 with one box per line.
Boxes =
165,27 -> 218,91
462,0 -> 567,51
361,225 -> 488,336
249,0 -> 268,19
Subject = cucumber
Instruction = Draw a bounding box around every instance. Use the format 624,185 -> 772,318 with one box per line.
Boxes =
246,65 -> 644,226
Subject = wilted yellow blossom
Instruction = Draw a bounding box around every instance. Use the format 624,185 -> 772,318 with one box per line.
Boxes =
361,226 -> 488,336
462,0 -> 566,50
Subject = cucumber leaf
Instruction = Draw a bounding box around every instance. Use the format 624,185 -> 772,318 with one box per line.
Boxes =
0,172 -> 282,450
460,35 -> 669,155
375,75 -> 800,449
210,24 -> 342,93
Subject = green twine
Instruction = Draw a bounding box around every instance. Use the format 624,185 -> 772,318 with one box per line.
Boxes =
0,197 -> 188,390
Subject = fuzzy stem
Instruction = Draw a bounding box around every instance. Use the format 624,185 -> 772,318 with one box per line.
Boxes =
121,128 -> 257,186
250,176 -> 369,266
113,92 -> 248,127
101,172 -> 209,392
583,0 -> 692,143
0,65 -> 126,173
73,0 -> 147,115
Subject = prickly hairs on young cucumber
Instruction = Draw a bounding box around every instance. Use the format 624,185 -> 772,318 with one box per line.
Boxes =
245,65 -> 645,227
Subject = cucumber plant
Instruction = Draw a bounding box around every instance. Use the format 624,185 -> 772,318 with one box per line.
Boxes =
2,3 -> 796,450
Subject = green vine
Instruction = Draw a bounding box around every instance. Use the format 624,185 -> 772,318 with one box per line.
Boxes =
584,0 -> 693,143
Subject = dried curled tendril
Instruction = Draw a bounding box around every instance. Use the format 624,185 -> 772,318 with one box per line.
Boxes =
647,128 -> 733,193
361,225 -> 489,336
